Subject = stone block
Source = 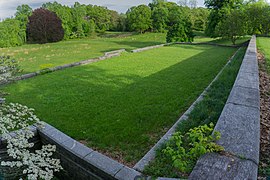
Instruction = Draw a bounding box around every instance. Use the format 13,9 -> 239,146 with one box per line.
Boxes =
234,71 -> 259,90
38,125 -> 71,145
214,103 -> 260,163
84,151 -> 124,178
227,86 -> 260,109
61,139 -> 93,160
189,153 -> 258,180
115,166 -> 141,180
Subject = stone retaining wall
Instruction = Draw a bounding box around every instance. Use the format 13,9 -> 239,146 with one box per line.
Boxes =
189,35 -> 260,179
0,123 -> 141,180
38,123 -> 141,180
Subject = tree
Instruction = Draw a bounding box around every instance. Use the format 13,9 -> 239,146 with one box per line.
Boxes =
0,19 -> 24,48
86,5 -> 111,33
151,3 -> 169,32
166,5 -> 194,42
204,0 -> 244,37
27,8 -> 64,43
215,8 -> 247,44
15,4 -> 32,43
190,8 -> 209,31
127,5 -> 152,33
42,2 -> 73,39
246,0 -> 270,35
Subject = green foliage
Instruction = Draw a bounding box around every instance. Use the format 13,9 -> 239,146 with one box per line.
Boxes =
190,8 -> 209,31
166,5 -> 194,42
246,0 -> 270,35
15,4 -> 32,43
0,56 -> 21,85
151,2 -> 169,32
204,0 -> 244,37
127,5 -> 152,33
163,123 -> 223,173
215,8 -> 247,44
0,19 -> 24,48
42,2 -> 73,40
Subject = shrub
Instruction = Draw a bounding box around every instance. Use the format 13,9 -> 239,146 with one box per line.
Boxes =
0,56 -> 21,84
0,19 -> 25,48
27,8 -> 64,44
163,123 -> 223,173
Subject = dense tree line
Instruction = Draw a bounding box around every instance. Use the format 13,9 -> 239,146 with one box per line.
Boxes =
0,1 -> 208,47
1,0 -> 270,47
205,0 -> 270,44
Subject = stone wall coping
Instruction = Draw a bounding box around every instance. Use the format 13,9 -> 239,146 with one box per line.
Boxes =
36,123 -> 141,180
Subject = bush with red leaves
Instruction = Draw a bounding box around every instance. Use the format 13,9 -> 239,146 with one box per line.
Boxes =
27,8 -> 64,44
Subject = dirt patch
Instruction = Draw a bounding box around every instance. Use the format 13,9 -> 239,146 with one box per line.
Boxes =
258,51 -> 270,179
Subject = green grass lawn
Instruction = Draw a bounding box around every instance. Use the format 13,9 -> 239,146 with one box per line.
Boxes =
1,44 -> 236,165
257,37 -> 270,72
0,32 -> 166,73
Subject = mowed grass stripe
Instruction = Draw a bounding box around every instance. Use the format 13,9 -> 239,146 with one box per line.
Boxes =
1,44 -> 236,164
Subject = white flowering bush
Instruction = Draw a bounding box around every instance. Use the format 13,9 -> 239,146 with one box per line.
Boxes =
0,103 -> 63,180
0,56 -> 20,84
0,56 -> 62,179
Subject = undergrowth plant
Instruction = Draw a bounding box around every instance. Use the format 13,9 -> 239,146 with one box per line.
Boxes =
163,123 -> 223,173
0,56 -> 62,180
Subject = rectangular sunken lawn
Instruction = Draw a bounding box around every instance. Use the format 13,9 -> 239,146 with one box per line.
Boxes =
1,44 -> 236,165
0,32 -> 166,73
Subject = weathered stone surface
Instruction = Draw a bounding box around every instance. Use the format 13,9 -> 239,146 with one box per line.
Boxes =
115,166 -> 141,180
189,153 -> 258,180
234,71 -> 259,90
84,151 -> 124,178
157,178 -> 180,180
227,86 -> 260,109
215,103 -> 260,164
239,62 -> 259,74
61,139 -> 93,159
38,125 -> 71,145
20,72 -> 37,79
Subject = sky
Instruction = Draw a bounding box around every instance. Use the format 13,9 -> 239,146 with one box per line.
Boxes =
0,0 -> 205,20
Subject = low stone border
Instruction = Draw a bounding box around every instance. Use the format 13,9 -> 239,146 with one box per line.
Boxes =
37,123 -> 141,180
0,120 -> 142,180
175,41 -> 249,48
0,49 -> 126,86
133,47 -> 243,172
131,43 -> 173,53
189,35 -> 259,179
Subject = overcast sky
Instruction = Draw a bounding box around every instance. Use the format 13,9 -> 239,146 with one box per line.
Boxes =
0,0 -> 205,19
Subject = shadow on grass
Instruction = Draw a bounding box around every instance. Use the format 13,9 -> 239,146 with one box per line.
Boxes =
2,45 -> 236,164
